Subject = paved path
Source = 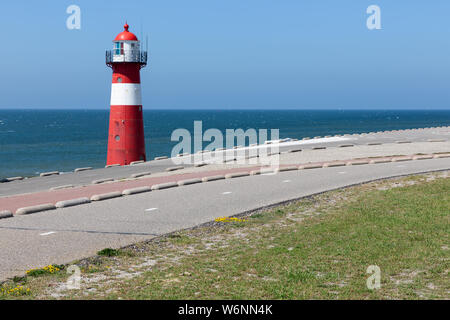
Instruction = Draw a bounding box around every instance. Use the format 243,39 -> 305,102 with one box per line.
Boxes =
0,158 -> 449,281
1,126 -> 448,197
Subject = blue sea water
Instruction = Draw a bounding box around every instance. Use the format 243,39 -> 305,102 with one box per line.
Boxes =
0,109 -> 449,178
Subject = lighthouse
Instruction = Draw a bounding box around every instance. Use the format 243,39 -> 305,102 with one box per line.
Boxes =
105,23 -> 147,166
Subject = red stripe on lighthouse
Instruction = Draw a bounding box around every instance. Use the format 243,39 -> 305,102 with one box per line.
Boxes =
106,23 -> 147,166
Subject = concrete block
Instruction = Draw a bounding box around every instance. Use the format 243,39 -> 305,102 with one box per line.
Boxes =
16,204 -> 56,215
300,164 -> 322,170
412,155 -> 433,160
92,178 -> 114,184
288,149 -> 302,153
0,210 -> 13,219
165,166 -> 184,172
130,160 -> 145,165
225,172 -> 250,179
122,186 -> 152,196
433,153 -> 450,159
90,192 -> 122,201
56,197 -> 90,208
74,167 -> 92,172
322,162 -> 346,168
369,159 -> 391,164
151,182 -> 178,190
339,144 -> 354,148
105,164 -> 120,168
367,142 -> 382,146
396,141 -> 412,144
6,177 -> 24,182
178,178 -> 202,186
275,166 -> 298,173
40,171 -> 59,177
194,162 -> 207,167
428,139 -> 446,142
346,160 -> 370,166
391,156 -> 412,162
130,172 -> 152,178
50,185 -> 74,191
201,175 -> 225,182
312,146 -> 326,150
176,153 -> 190,157
154,156 -> 168,160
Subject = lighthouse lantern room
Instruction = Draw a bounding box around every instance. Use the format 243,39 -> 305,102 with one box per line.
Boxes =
105,23 -> 148,166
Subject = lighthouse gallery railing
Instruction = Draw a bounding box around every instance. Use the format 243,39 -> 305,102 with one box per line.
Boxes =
106,50 -> 148,68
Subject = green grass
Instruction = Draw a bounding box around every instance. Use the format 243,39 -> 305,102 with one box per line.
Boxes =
2,172 -> 449,300
97,248 -> 121,257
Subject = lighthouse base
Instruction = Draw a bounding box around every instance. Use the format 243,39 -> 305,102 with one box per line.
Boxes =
106,105 -> 146,166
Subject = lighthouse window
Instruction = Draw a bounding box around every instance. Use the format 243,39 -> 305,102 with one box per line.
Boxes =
115,42 -> 124,55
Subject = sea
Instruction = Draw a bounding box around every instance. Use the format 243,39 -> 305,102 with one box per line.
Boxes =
0,109 -> 449,178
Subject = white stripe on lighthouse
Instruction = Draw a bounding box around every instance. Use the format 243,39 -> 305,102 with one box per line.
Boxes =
110,83 -> 142,106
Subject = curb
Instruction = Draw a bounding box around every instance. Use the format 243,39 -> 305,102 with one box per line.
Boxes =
166,166 -> 184,172
122,186 -> 152,196
225,172 -> 250,179
0,210 -> 13,219
369,159 -> 391,164
178,178 -> 202,186
151,182 -> 178,190
322,162 -> 346,168
92,178 -> 114,184
433,153 -> 450,159
6,177 -> 24,182
391,156 -> 413,162
275,166 -> 298,173
130,172 -> 152,178
346,160 -> 370,166
50,185 -> 74,191
194,163 -> 207,167
176,153 -> 190,157
74,167 -> 92,172
16,204 -> 56,215
201,175 -> 225,182
40,171 -> 59,177
56,197 -> 91,208
90,192 -> 122,201
300,164 -> 322,170
412,155 -> 433,160
105,164 -> 120,168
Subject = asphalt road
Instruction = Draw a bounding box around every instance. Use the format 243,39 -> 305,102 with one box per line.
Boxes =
0,158 -> 448,281
0,126 -> 448,197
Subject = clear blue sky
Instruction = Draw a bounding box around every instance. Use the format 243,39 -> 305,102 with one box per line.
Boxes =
0,0 -> 449,109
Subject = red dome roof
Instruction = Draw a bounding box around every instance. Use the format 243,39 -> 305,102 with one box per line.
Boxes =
114,23 -> 138,41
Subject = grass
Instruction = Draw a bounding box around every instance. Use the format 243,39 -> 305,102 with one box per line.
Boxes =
1,171 -> 448,300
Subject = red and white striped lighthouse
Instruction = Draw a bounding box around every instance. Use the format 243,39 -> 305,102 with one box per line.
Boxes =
105,23 -> 147,166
